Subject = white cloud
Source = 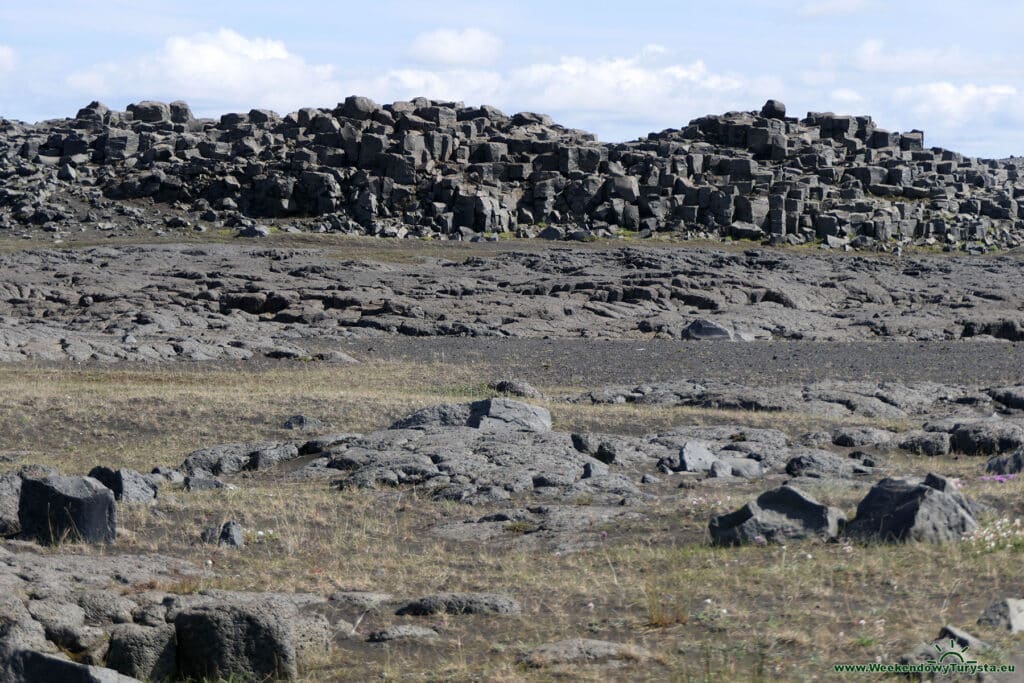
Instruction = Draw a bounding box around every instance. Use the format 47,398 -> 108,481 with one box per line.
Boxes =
66,29 -> 343,113
853,39 -> 967,75
62,29 -> 772,141
892,82 -> 1018,127
830,88 -> 863,104
0,45 -> 15,73
408,28 -> 503,66
799,0 -> 866,17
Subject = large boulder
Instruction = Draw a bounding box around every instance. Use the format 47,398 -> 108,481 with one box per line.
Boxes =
657,441 -> 721,473
760,99 -> 786,119
126,101 -> 171,123
171,593 -> 330,681
0,649 -> 140,682
949,420 -> 1024,455
709,485 -> 844,545
845,474 -> 978,543
18,476 -> 117,544
174,603 -> 298,681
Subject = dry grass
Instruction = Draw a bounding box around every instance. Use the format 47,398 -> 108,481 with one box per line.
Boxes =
2,362 -> 1023,681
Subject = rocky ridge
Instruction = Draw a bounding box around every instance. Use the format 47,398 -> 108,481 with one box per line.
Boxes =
2,97 -> 1023,250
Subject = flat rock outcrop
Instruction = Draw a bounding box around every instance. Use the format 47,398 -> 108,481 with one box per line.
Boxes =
0,243 -> 1023,362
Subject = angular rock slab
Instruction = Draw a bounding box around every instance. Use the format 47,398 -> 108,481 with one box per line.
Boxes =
846,473 -> 978,543
18,476 -> 117,544
391,398 -> 552,434
977,598 -> 1024,633
709,485 -> 844,546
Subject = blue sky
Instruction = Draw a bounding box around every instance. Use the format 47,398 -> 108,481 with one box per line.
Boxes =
1,1 -> 1022,157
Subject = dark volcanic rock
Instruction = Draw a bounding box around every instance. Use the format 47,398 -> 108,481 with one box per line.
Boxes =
845,474 -> 978,543
985,450 -> 1024,475
18,476 -> 117,544
87,467 -> 157,504
785,450 -> 873,478
949,420 -> 1024,455
390,398 -> 552,433
709,485 -> 844,545
105,623 -> 177,681
174,603 -> 298,681
395,592 -> 521,616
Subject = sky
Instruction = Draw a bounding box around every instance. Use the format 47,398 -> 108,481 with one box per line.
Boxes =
0,1 -> 1022,157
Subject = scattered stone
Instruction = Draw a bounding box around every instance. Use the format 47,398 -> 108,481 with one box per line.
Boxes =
366,625 -> 439,643
521,638 -> 650,667
184,475 -> 224,492
897,430 -> 952,456
488,379 -> 542,399
395,592 -> 521,616
682,319 -> 733,341
282,415 -> 324,431
237,225 -> 271,238
201,521 -> 244,548
328,592 -> 393,613
709,485 -> 844,545
977,598 -> 1024,633
984,450 -> 1024,475
785,450 -> 872,478
832,426 -> 894,448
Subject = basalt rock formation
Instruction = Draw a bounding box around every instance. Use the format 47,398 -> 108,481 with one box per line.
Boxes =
2,97 -> 1022,250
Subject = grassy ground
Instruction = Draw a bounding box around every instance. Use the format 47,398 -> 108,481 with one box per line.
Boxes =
2,362 -> 1022,681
